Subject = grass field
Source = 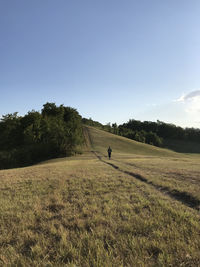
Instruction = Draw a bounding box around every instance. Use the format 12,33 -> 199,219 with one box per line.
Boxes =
0,126 -> 200,266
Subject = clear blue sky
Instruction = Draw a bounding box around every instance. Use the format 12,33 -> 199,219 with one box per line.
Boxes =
1,0 -> 200,128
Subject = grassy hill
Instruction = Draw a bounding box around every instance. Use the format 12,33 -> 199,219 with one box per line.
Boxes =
0,126 -> 200,266
84,125 -> 180,157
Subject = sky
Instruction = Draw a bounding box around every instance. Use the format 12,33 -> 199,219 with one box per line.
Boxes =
1,0 -> 200,128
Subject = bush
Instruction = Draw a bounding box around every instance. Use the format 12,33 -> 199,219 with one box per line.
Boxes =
145,132 -> 163,147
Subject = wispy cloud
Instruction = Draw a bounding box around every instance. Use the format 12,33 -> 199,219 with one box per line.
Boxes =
175,90 -> 200,116
175,90 -> 200,102
172,89 -> 200,127
137,90 -> 200,128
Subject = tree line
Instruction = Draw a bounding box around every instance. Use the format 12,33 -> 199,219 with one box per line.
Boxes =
0,103 -> 83,169
118,119 -> 200,145
1,107 -> 200,169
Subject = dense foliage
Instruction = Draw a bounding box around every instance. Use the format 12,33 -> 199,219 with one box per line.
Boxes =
0,103 -> 83,169
118,119 -> 200,146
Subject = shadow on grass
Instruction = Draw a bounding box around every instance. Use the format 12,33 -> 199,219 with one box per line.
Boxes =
92,151 -> 200,211
163,139 -> 200,154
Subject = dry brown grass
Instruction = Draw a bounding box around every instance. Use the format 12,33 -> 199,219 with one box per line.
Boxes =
0,127 -> 200,266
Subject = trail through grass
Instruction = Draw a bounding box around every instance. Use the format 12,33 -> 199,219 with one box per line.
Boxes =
0,126 -> 200,266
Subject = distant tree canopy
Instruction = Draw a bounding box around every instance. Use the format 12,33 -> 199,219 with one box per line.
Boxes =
0,103 -> 84,169
118,119 -> 200,143
82,118 -> 117,133
82,117 -> 104,128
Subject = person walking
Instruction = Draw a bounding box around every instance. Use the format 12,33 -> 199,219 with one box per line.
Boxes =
107,146 -> 112,160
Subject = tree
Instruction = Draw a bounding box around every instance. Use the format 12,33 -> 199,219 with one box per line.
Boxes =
0,103 -> 84,169
112,123 -> 118,134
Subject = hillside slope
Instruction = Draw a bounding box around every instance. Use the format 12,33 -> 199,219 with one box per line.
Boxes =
84,125 -> 179,158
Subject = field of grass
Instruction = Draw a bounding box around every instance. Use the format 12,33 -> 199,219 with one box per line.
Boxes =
0,126 -> 200,266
